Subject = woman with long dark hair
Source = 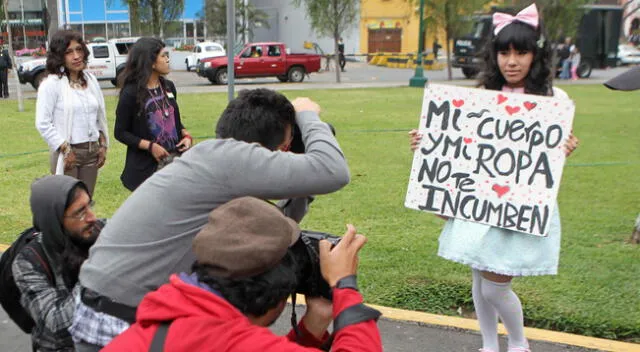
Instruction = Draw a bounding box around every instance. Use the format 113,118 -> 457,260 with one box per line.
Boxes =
35,30 -> 109,196
409,4 -> 579,351
114,37 -> 192,191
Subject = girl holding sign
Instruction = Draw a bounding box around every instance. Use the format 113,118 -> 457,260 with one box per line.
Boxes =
409,4 -> 579,352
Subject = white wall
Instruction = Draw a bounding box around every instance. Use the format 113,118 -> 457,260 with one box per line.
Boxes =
250,0 -> 360,57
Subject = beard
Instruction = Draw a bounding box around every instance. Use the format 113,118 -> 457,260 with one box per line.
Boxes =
60,222 -> 100,289
68,226 -> 98,250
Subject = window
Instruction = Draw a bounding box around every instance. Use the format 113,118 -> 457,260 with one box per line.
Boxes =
205,45 -> 223,53
114,43 -> 134,55
267,45 -> 281,57
241,46 -> 262,58
92,46 -> 110,59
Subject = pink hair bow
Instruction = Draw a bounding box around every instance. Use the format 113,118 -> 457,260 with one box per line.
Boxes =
493,3 -> 539,35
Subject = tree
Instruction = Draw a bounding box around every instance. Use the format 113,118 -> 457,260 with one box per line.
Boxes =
420,0 -> 492,80
124,0 -> 141,36
118,0 -> 184,37
45,0 -> 58,43
201,0 -> 270,44
292,0 -> 358,83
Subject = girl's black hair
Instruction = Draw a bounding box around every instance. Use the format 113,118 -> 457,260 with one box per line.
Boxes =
46,30 -> 90,86
117,37 -> 168,108
478,19 -> 553,96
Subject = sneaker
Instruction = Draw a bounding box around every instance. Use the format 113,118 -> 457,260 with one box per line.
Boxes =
479,349 -> 497,352
508,348 -> 531,352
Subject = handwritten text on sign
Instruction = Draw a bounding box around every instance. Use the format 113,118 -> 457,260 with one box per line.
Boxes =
405,84 -> 575,236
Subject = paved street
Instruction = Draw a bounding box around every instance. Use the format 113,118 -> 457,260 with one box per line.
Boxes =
0,304 -> 601,352
5,56 -> 634,100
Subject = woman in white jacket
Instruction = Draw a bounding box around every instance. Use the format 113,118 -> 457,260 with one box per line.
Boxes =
35,30 -> 108,196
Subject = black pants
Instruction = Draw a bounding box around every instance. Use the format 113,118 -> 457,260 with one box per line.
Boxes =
0,69 -> 8,97
339,53 -> 346,71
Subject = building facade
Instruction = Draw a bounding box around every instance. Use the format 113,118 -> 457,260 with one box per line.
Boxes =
2,0 -> 48,48
359,0 -> 444,55
250,0 -> 360,56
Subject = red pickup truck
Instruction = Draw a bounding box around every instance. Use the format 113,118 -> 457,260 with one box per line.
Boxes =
196,42 -> 321,84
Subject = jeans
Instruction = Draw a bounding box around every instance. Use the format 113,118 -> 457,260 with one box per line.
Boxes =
559,59 -> 571,79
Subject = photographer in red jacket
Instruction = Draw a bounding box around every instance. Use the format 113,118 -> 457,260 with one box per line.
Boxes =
103,197 -> 382,352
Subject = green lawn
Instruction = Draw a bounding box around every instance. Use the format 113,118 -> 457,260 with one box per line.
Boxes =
0,85 -> 638,342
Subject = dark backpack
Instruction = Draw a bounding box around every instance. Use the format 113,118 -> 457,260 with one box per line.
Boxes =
0,228 -> 54,333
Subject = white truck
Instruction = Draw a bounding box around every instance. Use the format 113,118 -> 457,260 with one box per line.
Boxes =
18,37 -> 139,90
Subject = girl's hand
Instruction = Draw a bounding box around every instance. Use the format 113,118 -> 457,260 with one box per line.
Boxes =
409,129 -> 422,152
150,143 -> 170,162
563,133 -> 579,157
176,136 -> 192,152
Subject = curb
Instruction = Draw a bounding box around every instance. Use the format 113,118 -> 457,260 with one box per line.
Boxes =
288,296 -> 639,352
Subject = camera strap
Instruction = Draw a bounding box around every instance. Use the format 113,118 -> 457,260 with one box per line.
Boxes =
333,303 -> 382,333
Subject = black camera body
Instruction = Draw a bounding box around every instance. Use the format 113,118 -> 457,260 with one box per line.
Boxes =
289,123 -> 336,154
291,230 -> 341,300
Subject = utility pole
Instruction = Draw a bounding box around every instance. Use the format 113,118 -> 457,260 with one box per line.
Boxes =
226,0 -> 235,101
3,0 -> 24,112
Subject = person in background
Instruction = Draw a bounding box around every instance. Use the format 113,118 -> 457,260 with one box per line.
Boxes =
570,45 -> 581,81
35,30 -> 109,196
114,37 -> 192,191
558,36 -> 572,79
0,45 -> 12,98
432,39 -> 442,60
409,4 -> 578,352
338,37 -> 346,72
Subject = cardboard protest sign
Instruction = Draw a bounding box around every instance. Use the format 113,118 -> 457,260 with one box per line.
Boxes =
405,84 -> 575,236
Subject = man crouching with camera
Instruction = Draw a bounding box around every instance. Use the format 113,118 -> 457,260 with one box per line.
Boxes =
103,197 -> 382,352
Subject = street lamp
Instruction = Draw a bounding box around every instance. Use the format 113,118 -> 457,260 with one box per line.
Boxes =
409,0 -> 427,87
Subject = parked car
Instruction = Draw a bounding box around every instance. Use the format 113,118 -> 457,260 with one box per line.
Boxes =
617,44 -> 640,65
18,37 -> 139,90
185,42 -> 225,71
196,42 -> 321,84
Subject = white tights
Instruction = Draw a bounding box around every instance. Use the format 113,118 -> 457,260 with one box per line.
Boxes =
471,269 -> 529,351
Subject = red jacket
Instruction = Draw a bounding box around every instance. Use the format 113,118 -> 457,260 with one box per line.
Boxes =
102,274 -> 382,352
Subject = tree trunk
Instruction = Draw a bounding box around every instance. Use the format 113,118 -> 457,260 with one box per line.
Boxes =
159,0 -> 164,39
445,31 -> 452,81
45,0 -> 58,44
333,0 -> 341,83
150,0 -> 160,37
129,1 -> 140,36
631,214 -> 640,245
444,4 -> 452,81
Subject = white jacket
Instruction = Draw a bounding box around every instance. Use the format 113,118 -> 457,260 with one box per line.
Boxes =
35,72 -> 109,152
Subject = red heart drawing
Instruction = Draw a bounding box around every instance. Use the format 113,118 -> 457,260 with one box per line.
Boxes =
497,94 -> 508,104
452,99 -> 464,108
505,105 -> 520,115
491,184 -> 510,198
524,101 -> 537,111
463,137 -> 473,144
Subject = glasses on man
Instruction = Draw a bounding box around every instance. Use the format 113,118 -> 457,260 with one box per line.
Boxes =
64,200 -> 95,221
